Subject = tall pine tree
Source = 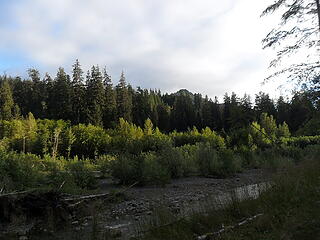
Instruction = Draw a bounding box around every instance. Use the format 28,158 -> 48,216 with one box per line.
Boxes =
0,80 -> 15,120
116,71 -> 132,122
49,68 -> 72,120
103,67 -> 117,128
71,59 -> 86,124
85,65 -> 105,126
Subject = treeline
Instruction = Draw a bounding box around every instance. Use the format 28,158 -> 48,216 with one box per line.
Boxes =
0,60 -> 319,134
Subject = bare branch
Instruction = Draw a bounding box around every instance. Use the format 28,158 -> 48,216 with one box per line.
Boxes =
261,0 -> 288,16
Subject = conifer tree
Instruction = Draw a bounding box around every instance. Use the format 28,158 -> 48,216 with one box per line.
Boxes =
50,68 -> 72,120
71,59 -> 86,124
222,93 -> 231,131
276,96 -> 290,124
201,96 -> 214,129
132,87 -> 151,127
157,103 -> 171,132
254,92 -> 276,118
27,68 -> 46,118
0,80 -> 15,120
85,65 -> 105,126
103,67 -> 117,128
116,71 -> 132,122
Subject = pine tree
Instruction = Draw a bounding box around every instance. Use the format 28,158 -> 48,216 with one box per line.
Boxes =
276,96 -> 290,124
85,65 -> 105,126
157,103 -> 171,132
222,93 -> 231,131
254,92 -> 276,117
116,71 -> 132,122
26,69 -> 48,118
49,68 -> 72,120
171,94 -> 195,131
71,59 -> 86,124
132,87 -> 151,127
201,96 -> 214,129
103,67 -> 117,128
0,80 -> 15,120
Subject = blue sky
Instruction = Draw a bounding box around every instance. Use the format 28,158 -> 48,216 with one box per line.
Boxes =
0,0 -> 286,99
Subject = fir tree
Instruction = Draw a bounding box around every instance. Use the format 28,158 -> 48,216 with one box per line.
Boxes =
85,65 -> 105,126
103,67 -> 117,128
0,80 -> 15,120
49,68 -> 72,120
116,71 -> 132,122
71,59 -> 86,124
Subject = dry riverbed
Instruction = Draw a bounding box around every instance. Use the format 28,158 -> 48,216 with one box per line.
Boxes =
0,169 -> 271,240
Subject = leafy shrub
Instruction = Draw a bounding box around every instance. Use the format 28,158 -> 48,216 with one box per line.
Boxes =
141,152 -> 170,185
218,149 -> 242,176
302,144 -> 320,159
0,151 -> 45,191
177,144 -> 199,176
109,154 -> 139,184
66,158 -> 97,189
254,148 -> 293,169
95,154 -> 116,177
109,152 -> 170,185
157,146 -> 185,178
236,146 -> 258,168
196,143 -> 220,176
281,135 -> 320,148
72,124 -> 111,158
196,144 -> 242,177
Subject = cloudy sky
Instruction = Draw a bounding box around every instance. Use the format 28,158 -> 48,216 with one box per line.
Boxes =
0,0 -> 284,99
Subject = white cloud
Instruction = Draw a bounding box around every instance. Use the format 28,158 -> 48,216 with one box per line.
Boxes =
0,0 -> 283,99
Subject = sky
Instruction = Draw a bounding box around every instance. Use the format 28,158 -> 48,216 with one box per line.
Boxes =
0,0 -> 286,99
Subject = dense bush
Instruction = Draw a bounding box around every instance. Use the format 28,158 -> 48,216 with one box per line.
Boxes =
66,158 -> 97,189
196,144 -> 242,177
0,151 -> 44,191
95,154 -> 116,177
71,124 -> 111,158
170,127 -> 225,149
281,135 -> 320,148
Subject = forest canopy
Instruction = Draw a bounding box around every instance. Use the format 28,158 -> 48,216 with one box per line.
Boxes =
0,60 -> 319,135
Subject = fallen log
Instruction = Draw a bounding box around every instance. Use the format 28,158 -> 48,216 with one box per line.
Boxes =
196,213 -> 264,240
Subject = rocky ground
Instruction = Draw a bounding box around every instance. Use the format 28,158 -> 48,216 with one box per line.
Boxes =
0,169 -> 272,240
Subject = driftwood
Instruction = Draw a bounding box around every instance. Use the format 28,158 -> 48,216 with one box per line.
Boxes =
63,181 -> 139,202
0,189 -> 35,198
196,213 -> 264,240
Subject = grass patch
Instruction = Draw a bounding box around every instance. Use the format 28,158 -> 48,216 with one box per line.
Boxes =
140,154 -> 320,240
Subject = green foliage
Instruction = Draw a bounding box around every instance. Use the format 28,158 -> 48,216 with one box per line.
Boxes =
296,114 -> 320,136
109,153 -> 140,184
0,151 -> 44,191
95,154 -> 115,177
281,135 -> 320,148
72,124 -> 111,158
170,127 -> 225,149
196,143 -> 219,176
0,80 -> 15,121
249,121 -> 271,148
260,112 -> 277,140
277,121 -> 290,138
141,152 -> 170,185
66,158 -> 97,189
157,146 -> 185,178
196,144 -> 241,177
0,110 -> 319,191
